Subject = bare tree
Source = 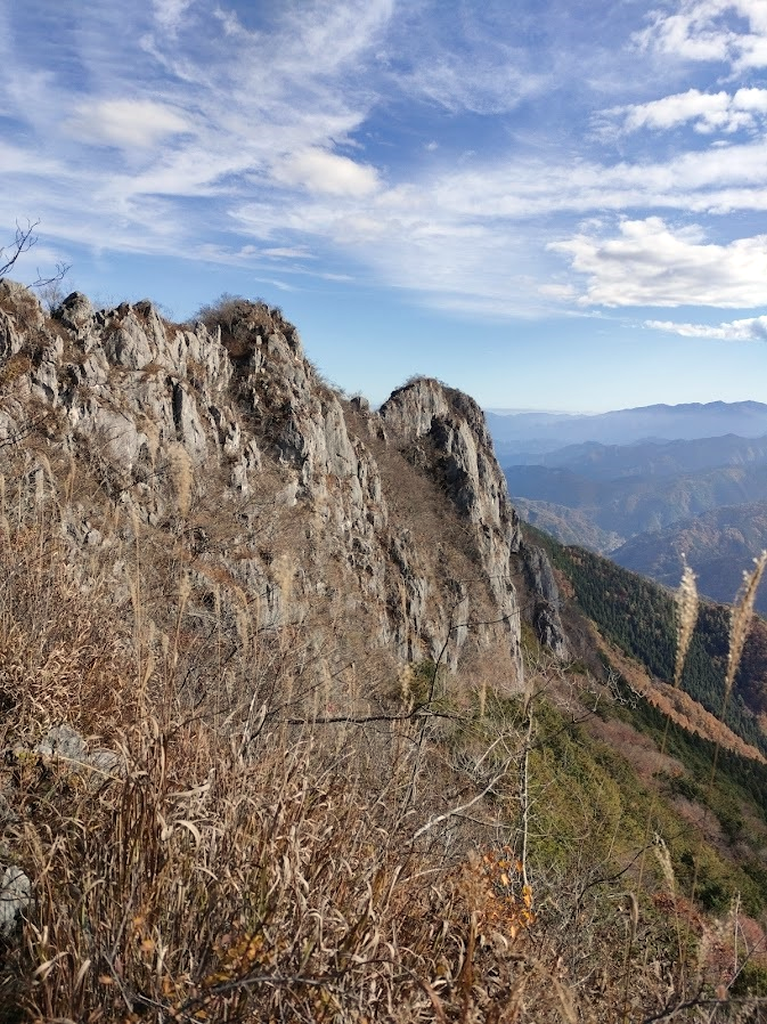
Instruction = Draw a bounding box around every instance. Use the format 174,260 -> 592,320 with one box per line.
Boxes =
0,219 -> 70,288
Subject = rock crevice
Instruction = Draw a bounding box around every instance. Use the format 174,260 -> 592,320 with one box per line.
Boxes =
0,284 -> 571,696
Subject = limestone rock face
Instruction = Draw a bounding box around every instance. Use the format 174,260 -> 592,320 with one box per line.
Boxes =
0,866 -> 31,938
380,379 -> 523,677
0,284 -> 568,700
521,542 -> 570,659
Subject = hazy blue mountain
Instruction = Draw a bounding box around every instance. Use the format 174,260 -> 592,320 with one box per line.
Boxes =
507,497 -> 625,551
496,403 -> 767,562
487,401 -> 767,459
612,502 -> 767,615
505,434 -> 767,480
504,463 -> 767,550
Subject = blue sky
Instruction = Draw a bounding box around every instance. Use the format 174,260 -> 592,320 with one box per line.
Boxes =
2,0 -> 767,411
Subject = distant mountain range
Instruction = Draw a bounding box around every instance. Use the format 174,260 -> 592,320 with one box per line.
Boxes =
489,401 -> 767,611
612,502 -> 767,614
503,462 -> 767,540
487,400 -> 767,458
503,434 -> 767,479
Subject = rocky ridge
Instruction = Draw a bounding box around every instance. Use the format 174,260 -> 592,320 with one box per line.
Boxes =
0,282 -> 568,700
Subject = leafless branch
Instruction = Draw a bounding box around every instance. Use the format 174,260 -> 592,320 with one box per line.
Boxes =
0,218 -> 70,287
32,260 -> 71,289
0,220 -> 39,279
412,754 -> 513,840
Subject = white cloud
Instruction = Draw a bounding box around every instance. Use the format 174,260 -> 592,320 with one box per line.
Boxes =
405,137 -> 767,225
736,85 -> 767,110
635,0 -> 767,71
273,149 -> 380,197
646,314 -> 767,339
379,1 -> 549,116
399,54 -> 546,116
251,276 -> 295,293
6,0 -> 767,325
538,283 -> 578,301
0,141 -> 64,176
262,246 -> 316,259
601,87 -> 767,135
152,0 -> 194,32
550,217 -> 767,307
65,99 -> 190,150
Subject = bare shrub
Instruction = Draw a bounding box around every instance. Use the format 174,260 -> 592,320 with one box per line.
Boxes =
192,293 -> 280,359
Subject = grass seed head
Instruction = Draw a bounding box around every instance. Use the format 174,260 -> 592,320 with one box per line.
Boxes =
726,550 -> 767,700
673,557 -> 699,688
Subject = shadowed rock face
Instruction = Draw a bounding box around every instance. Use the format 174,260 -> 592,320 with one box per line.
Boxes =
520,542 -> 569,660
379,378 -> 525,675
0,284 -> 567,696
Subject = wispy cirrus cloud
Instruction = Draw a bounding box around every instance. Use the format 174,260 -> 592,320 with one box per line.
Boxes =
152,0 -> 194,33
2,0 -> 767,330
391,46 -> 546,116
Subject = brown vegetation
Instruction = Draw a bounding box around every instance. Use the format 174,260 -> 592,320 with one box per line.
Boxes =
1,284 -> 767,1021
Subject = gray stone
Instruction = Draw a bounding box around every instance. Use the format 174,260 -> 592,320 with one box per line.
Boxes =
0,289 -> 552,697
521,541 -> 569,659
57,291 -> 94,329
0,866 -> 31,937
35,723 -> 87,761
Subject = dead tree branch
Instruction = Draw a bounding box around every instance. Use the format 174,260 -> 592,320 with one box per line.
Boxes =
0,219 -> 70,286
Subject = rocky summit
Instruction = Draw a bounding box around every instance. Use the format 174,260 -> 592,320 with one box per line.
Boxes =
5,281 -> 767,1022
0,282 -> 566,704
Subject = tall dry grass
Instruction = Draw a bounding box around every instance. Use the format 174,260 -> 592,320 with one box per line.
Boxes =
0,462 -> 546,1023
619,550 -> 767,1022
2,443 -> 767,1022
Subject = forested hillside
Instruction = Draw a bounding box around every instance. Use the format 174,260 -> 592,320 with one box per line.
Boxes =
613,502 -> 767,615
534,528 -> 767,751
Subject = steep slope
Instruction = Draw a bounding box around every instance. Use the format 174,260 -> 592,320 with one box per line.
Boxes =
6,283 -> 767,1021
0,282 -> 532,698
613,501 -> 767,614
536,530 -> 767,752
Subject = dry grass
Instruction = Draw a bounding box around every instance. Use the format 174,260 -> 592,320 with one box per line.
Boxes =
1,342 -> 766,1020
0,453 -> 718,1024
0,462 -> 541,1023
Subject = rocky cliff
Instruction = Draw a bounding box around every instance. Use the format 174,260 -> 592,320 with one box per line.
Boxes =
0,282 -> 567,703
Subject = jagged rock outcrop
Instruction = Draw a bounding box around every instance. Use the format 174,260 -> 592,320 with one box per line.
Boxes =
520,541 -> 569,659
379,378 -> 523,670
0,283 -> 570,700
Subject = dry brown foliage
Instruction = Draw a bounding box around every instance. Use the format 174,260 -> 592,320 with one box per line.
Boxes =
0,453 -> 731,1024
0,308 -> 766,1020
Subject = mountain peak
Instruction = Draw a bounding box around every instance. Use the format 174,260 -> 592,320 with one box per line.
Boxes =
0,282 -> 564,691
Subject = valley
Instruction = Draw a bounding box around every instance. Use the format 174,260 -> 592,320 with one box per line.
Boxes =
496,406 -> 767,614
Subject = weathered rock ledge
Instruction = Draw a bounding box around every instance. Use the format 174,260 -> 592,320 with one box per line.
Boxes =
0,283 -> 570,696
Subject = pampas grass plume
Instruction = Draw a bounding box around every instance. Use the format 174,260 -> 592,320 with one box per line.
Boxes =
726,550 -> 767,700
674,557 -> 699,688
